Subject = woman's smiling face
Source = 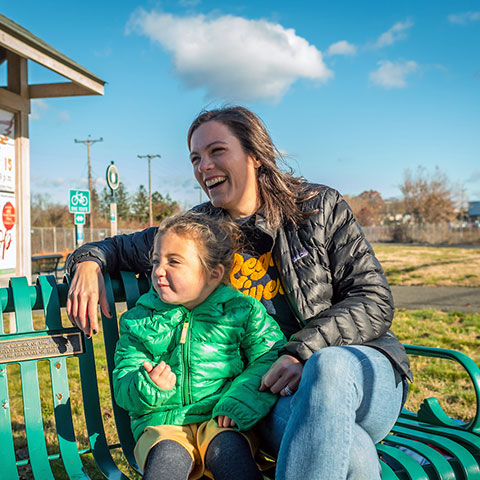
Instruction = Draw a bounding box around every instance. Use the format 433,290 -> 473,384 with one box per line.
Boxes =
189,121 -> 260,219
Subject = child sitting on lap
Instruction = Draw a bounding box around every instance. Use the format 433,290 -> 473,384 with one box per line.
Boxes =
113,211 -> 285,480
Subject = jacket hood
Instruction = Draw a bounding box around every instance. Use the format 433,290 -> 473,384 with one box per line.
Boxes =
136,283 -> 239,313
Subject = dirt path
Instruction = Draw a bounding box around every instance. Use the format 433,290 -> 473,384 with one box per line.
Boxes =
391,286 -> 480,313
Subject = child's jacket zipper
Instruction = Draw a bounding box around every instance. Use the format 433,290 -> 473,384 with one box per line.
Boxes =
179,314 -> 192,405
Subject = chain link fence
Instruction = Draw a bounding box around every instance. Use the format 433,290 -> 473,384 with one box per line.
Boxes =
31,227 -> 137,254
362,224 -> 480,245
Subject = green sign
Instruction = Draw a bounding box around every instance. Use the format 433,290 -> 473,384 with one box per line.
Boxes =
106,162 -> 120,191
69,189 -> 90,213
74,213 -> 86,225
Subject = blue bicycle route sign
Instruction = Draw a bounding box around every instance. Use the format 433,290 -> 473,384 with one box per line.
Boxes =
69,189 -> 90,214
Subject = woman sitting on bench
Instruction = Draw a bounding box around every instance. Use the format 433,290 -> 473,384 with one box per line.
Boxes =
67,105 -> 412,480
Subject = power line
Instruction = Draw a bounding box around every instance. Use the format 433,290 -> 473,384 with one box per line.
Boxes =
74,135 -> 103,229
137,154 -> 161,226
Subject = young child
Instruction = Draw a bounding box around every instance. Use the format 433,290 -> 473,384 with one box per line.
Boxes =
113,211 -> 285,480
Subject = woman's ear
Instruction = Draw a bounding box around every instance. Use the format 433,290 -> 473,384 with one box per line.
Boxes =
250,155 -> 261,169
210,263 -> 225,283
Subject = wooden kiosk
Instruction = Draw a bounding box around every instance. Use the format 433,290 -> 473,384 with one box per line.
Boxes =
0,14 -> 105,285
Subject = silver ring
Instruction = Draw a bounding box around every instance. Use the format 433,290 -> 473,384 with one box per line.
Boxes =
283,384 -> 293,396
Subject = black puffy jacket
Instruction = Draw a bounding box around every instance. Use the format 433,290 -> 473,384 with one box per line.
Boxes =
67,184 -> 412,380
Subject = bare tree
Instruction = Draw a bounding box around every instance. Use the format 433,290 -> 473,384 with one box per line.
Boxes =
400,166 -> 457,224
346,190 -> 385,226
31,193 -> 71,227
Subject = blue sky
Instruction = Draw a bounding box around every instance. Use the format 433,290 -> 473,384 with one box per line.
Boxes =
2,0 -> 480,209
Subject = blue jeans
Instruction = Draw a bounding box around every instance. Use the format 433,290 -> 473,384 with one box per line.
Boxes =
257,345 -> 405,480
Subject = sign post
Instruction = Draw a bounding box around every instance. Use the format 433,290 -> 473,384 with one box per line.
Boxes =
106,162 -> 119,237
69,189 -> 90,247
0,110 -> 16,278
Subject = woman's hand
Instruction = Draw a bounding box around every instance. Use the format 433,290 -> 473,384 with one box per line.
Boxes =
66,261 -> 111,336
143,361 -> 176,390
259,355 -> 303,397
216,415 -> 236,428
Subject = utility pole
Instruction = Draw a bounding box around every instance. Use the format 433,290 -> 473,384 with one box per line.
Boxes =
194,185 -> 203,203
137,154 -> 161,226
74,135 -> 103,230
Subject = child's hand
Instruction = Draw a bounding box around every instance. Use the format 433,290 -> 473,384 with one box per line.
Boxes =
143,361 -> 176,390
216,415 -> 236,428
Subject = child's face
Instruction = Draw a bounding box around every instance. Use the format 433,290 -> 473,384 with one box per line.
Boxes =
151,231 -> 223,310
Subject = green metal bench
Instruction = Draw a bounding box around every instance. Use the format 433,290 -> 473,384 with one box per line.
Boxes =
31,254 -> 64,280
0,273 -> 479,479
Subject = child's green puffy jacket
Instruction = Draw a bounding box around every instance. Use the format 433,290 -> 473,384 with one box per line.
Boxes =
113,284 -> 286,441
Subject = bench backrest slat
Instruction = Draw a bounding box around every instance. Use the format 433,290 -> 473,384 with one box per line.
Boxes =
395,417 -> 480,452
21,361 -> 55,478
120,271 -> 141,310
102,273 -> 139,473
392,425 -> 480,478
0,360 -> 20,479
377,443 -> 430,479
78,336 -> 128,479
386,433 -> 456,477
40,276 -> 62,330
50,356 -> 89,479
11,277 -> 34,332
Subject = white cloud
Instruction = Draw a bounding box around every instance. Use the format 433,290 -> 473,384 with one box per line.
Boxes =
179,0 -> 201,6
466,171 -> 480,184
127,9 -> 333,102
95,177 -> 107,188
94,46 -> 113,57
325,41 -> 357,57
369,60 -> 418,89
31,99 -> 50,121
374,20 -> 413,48
31,175 -> 65,187
57,111 -> 71,122
448,11 -> 480,24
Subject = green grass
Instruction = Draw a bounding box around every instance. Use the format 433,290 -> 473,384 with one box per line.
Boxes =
393,308 -> 480,422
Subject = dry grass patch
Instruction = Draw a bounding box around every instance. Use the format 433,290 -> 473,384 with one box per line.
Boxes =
372,244 -> 480,286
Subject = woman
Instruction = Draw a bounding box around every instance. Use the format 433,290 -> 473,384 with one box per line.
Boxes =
67,106 -> 412,479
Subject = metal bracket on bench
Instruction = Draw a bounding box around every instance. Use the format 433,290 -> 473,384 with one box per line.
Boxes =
404,344 -> 480,434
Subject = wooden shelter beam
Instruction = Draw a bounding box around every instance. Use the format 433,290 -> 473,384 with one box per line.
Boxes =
0,29 -> 104,96
29,82 -> 96,98
0,88 -> 30,113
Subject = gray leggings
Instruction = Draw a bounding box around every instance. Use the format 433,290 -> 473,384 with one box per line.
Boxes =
142,430 -> 263,480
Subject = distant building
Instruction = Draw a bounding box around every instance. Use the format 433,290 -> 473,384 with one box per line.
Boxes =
468,201 -> 480,223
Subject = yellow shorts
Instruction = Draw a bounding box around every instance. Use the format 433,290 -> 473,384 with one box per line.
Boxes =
134,419 -> 257,480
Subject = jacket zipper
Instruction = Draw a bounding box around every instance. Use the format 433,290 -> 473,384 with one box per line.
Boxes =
179,315 -> 192,405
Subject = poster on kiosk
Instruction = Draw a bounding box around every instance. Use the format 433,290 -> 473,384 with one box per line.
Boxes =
0,110 -> 16,275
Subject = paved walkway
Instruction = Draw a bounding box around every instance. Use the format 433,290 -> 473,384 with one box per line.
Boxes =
391,286 -> 480,313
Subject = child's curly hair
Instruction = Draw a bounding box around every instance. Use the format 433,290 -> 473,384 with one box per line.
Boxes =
153,211 -> 241,284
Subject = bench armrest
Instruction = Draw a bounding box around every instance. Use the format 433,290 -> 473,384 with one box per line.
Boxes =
402,344 -> 480,434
